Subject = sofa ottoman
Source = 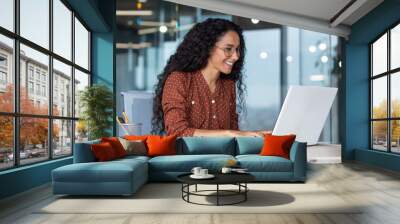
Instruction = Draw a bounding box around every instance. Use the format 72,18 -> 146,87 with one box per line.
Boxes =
52,144 -> 149,196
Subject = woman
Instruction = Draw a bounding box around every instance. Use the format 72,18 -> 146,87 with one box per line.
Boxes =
152,18 -> 269,137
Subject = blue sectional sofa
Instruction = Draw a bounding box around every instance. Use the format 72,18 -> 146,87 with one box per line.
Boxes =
52,137 -> 307,196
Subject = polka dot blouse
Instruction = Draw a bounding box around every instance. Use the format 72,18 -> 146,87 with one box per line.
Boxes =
162,70 -> 239,137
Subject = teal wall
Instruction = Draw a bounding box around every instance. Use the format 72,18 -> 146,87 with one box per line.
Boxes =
0,158 -> 72,199
91,0 -> 116,136
0,0 -> 116,200
344,0 -> 400,171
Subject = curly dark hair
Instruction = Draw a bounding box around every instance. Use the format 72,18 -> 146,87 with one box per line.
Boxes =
151,18 -> 247,134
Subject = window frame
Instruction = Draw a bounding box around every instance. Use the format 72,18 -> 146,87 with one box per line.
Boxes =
369,19 -> 400,154
0,0 -> 92,171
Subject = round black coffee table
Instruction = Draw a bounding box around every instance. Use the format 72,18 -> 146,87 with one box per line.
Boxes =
177,173 -> 255,206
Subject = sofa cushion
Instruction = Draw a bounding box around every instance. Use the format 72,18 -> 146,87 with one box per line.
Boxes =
235,137 -> 263,155
236,155 -> 293,172
73,139 -> 100,163
101,137 -> 127,158
147,135 -> 177,157
118,138 -> 147,156
53,158 -> 147,183
91,142 -> 118,161
114,155 -> 150,163
260,134 -> 296,159
148,154 -> 235,172
176,137 -> 236,155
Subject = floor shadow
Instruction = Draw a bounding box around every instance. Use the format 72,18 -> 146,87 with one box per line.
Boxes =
203,190 -> 295,207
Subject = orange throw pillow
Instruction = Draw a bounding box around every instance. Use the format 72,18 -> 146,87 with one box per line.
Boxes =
91,142 -> 117,161
124,135 -> 149,141
146,135 -> 177,157
259,134 -> 296,159
101,137 -> 127,158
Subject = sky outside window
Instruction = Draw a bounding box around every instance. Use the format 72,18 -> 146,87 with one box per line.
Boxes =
20,0 -> 49,49
0,0 -> 14,31
53,0 -> 72,60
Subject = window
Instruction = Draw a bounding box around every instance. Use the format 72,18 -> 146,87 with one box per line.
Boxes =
36,84 -> 40,95
370,22 -> 400,153
0,0 -> 14,32
53,59 -> 72,117
0,34 -> 13,113
0,71 -> 6,85
74,17 -> 89,70
74,69 -> 89,119
35,70 -> 41,81
0,54 -> 7,87
0,116 -> 13,170
0,0 -> 91,170
0,54 -> 7,67
28,81 -> 34,94
53,0 -> 72,60
53,119 -> 72,158
42,85 -> 46,97
20,0 -> 49,49
28,67 -> 34,80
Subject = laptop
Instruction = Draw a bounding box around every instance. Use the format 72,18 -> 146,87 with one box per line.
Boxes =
272,86 -> 338,145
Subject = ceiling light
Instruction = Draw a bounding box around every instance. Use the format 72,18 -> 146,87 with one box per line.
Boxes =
139,21 -> 176,27
116,42 -> 152,49
308,45 -> 316,53
159,25 -> 168,33
286,56 -> 293,63
116,10 -> 153,16
251,18 -> 259,24
260,51 -> 268,59
310,74 -> 325,81
318,43 -> 327,51
321,55 -> 329,63
138,27 -> 158,35
339,60 -> 342,68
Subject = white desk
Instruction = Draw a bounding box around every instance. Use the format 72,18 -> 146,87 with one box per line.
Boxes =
307,143 -> 341,164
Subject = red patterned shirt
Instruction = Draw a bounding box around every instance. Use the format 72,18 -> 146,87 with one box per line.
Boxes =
162,70 -> 239,137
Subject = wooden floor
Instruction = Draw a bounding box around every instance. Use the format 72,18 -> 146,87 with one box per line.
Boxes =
1,162 -> 400,224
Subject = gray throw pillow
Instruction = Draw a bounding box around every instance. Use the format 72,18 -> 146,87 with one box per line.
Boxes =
118,137 -> 147,156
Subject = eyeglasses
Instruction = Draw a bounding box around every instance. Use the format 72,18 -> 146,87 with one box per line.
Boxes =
215,45 -> 240,57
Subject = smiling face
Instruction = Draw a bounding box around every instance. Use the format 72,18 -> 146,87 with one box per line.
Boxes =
208,30 -> 241,75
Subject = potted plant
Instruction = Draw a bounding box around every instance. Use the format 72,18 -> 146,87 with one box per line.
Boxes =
79,84 -> 113,140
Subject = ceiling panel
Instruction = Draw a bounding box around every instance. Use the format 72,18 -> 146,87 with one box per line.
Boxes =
227,0 -> 352,21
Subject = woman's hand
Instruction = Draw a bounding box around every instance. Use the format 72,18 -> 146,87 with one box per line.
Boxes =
226,130 -> 265,137
256,130 -> 272,136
